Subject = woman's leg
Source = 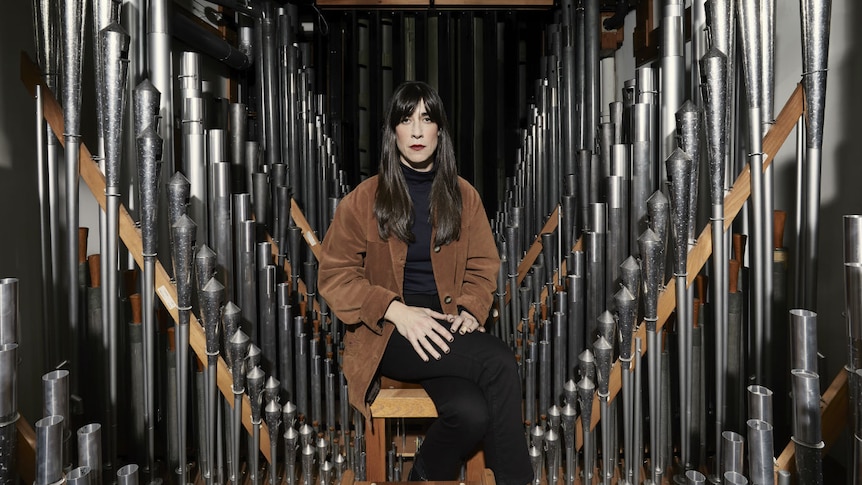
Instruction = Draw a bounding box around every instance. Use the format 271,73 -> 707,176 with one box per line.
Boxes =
379,319 -> 532,485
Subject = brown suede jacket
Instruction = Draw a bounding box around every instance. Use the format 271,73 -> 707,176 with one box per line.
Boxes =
318,174 -> 500,419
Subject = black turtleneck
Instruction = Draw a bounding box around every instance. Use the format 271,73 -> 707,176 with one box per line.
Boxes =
401,163 -> 437,294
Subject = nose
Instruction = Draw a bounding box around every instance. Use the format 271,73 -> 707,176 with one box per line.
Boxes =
411,122 -> 423,138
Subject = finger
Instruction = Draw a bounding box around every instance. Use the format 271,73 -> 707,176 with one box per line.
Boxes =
449,317 -> 464,333
420,334 -> 445,360
410,339 -> 430,362
426,328 -> 452,354
425,309 -> 452,321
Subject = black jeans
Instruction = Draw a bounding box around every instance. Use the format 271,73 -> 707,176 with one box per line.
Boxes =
378,293 -> 532,485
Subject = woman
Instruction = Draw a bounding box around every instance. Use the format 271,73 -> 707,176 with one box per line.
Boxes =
318,81 -> 531,484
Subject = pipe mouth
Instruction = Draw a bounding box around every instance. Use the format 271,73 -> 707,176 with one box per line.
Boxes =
747,384 -> 773,397
746,418 -> 773,432
78,422 -> 101,436
789,308 -> 817,319
722,430 -> 744,444
118,464 -> 139,477
0,277 -> 18,285
67,466 -> 91,480
36,414 -> 64,428
42,369 -> 69,381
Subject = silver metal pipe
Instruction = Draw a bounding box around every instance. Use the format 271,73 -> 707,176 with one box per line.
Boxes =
667,147 -> 694,470
577,376 -> 595,483
67,466 -> 91,485
561,402 -> 576,485
747,385 -> 773,425
247,366 -> 265,485
796,0 -> 831,310
200,277 -> 224,485
77,424 -> 102,485
183,95 -> 207,248
260,264 -> 277,376
148,0 -> 176,281
615,286 -> 635,484
285,425 -> 298,485
583,0 -> 599,152
746,419 -> 774,485
687,470 -> 707,484
302,442 -> 315,485
265,399 -> 282,485
227,329 -> 250,484
639,227 -> 663,483
60,0 -> 87,406
213,162 -> 234,303
738,0 -> 769,386
36,415 -> 64,485
791,369 -> 822,445
721,431 -> 744,477
117,464 -> 139,485
171,214 -> 196,484
790,309 -> 819,373
0,343 -> 18,485
593,336 -> 613,483
660,0 -> 684,163
723,471 -> 748,485
701,44 -> 730,478
33,0 -> 62,372
98,24 -> 131,475
42,369 -> 70,470
633,337 -> 643,485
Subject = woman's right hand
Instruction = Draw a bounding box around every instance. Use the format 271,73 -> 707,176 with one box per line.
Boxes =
384,300 -> 455,362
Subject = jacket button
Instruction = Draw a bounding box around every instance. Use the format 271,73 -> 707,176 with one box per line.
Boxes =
433,245 -> 441,253
444,296 -> 452,304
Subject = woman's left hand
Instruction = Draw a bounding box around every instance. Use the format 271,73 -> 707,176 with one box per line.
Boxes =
449,310 -> 484,335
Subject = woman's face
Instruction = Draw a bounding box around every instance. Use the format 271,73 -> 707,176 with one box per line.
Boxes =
395,99 -> 439,172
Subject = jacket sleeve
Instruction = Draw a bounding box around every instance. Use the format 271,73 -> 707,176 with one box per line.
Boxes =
318,191 -> 399,335
455,183 -> 500,323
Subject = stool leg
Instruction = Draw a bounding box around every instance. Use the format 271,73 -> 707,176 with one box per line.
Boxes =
366,417 -> 387,481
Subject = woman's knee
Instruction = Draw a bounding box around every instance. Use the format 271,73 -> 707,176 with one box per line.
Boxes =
437,392 -> 490,440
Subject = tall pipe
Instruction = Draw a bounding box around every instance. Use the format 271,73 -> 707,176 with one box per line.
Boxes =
32,0 -> 62,371
746,419 -> 774,485
78,423 -> 102,485
200,277 -> 224,485
795,0 -> 833,310
171,214 -> 196,484
42,369 -> 70,471
36,415 -> 64,485
148,0 -> 176,274
701,44 -> 730,478
639,228 -> 663,483
60,0 -> 87,409
738,0 -> 769,386
667,147 -> 694,470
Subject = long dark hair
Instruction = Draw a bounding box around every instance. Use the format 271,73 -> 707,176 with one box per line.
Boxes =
374,81 -> 462,245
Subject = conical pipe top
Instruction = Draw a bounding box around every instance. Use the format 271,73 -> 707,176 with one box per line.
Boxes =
593,336 -> 613,396
60,0 -> 87,131
195,245 -> 217,293
638,228 -> 663,323
647,190 -> 670,252
620,256 -> 641,308
246,366 -> 266,422
665,148 -> 694,274
700,46 -> 729,205
737,0 -> 763,110
133,79 -> 161,136
577,375 -> 596,427
167,171 -> 191,228
800,0 -> 832,149
33,0 -> 59,89
199,277 -> 224,354
171,214 -> 197,309
136,125 -> 163,256
596,310 -> 616,345
222,302 -> 242,363
227,329 -> 250,393
676,101 -> 702,241
265,399 -> 282,436
264,376 -> 280,405
98,22 -> 130,189
615,286 -> 637,361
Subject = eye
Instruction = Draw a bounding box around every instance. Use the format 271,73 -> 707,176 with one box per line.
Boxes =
400,116 -> 411,124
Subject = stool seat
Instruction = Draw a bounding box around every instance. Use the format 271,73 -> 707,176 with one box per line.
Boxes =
365,378 -> 486,482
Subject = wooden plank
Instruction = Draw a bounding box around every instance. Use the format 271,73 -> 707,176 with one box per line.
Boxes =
20,52 -> 273,463
371,388 -> 439,417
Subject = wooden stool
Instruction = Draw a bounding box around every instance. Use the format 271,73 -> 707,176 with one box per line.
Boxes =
340,468 -> 496,485
366,378 -> 486,481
